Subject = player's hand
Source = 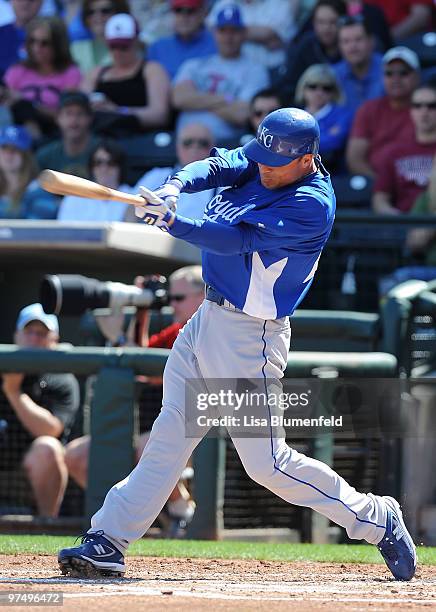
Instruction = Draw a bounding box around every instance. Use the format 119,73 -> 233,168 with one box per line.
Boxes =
154,182 -> 181,213
135,186 -> 175,230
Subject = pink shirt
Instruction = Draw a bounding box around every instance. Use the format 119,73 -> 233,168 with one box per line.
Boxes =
4,63 -> 82,109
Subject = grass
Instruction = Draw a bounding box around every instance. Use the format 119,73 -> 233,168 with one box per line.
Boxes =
0,535 -> 436,565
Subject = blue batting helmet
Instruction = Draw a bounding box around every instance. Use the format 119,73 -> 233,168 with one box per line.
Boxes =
243,108 -> 320,167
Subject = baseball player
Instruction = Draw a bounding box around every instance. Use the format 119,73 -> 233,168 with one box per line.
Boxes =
58,109 -> 416,581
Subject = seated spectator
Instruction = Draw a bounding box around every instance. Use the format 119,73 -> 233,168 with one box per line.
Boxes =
372,84 -> 436,214
37,91 -> 98,178
65,266 -> 204,535
0,125 -> 35,218
406,154 -> 436,266
343,0 -> 391,51
81,13 -> 170,137
208,0 -> 298,69
135,123 -> 215,220
147,0 -> 216,81
333,15 -> 384,114
70,0 -> 130,74
0,0 -> 42,80
249,88 -> 282,133
1,304 -> 80,517
366,0 -> 432,42
172,5 -> 269,140
3,17 -> 81,139
129,0 -> 173,46
58,139 -> 135,221
346,46 -> 420,177
278,0 -> 347,101
295,64 -> 353,172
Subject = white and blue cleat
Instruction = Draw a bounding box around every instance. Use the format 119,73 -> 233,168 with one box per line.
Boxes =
377,496 -> 417,581
58,530 -> 125,577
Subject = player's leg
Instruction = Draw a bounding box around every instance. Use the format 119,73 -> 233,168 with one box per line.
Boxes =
197,303 -> 415,579
58,304 -> 210,575
23,436 -> 68,517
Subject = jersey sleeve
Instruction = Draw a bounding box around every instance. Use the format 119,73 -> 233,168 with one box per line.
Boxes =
172,147 -> 258,193
170,194 -> 329,255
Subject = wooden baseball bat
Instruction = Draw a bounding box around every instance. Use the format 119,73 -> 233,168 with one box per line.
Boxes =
38,169 -> 163,206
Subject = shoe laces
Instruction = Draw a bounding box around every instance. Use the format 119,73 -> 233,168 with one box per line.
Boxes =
74,529 -> 105,545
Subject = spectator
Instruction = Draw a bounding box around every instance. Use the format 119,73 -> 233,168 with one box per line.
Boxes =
3,17 -> 81,139
129,0 -> 173,46
333,15 -> 384,113
295,64 -> 353,172
36,91 -> 98,178
58,139 -> 135,221
70,0 -> 130,74
64,266 -> 205,534
346,46 -> 420,177
278,0 -> 347,101
135,123 -> 215,220
372,84 -> 436,214
343,0 -> 391,51
0,125 -> 36,218
208,0 -> 299,69
0,0 -> 42,80
147,0 -> 216,82
1,304 -> 80,517
249,88 -> 282,133
81,13 -> 170,137
365,0 -> 432,42
406,154 -> 436,267
172,5 -> 269,140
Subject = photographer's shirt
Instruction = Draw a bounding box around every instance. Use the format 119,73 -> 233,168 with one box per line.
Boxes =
148,323 -> 182,349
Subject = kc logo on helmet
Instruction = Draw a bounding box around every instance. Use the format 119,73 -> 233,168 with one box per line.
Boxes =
259,127 -> 274,149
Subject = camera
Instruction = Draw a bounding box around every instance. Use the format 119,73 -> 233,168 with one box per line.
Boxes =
40,274 -> 168,316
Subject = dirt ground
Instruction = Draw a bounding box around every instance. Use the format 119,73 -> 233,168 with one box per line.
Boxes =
0,555 -> 435,611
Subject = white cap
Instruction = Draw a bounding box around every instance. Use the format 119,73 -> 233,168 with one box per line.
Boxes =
383,46 -> 420,71
16,303 -> 59,333
105,13 -> 137,43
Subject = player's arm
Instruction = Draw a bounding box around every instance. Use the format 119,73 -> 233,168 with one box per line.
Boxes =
171,147 -> 257,193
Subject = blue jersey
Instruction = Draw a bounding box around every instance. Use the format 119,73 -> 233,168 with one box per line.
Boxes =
169,147 -> 335,319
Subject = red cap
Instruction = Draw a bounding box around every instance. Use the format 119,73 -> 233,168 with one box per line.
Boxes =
171,0 -> 203,9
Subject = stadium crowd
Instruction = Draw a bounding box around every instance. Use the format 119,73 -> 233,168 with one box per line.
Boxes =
0,0 -> 434,221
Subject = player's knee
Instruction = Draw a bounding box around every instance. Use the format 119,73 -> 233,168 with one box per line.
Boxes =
242,460 -> 276,487
23,436 -> 64,477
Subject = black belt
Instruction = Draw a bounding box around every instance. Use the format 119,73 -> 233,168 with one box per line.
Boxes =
205,286 -> 240,311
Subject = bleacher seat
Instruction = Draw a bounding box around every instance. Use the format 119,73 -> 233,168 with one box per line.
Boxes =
331,174 -> 373,209
397,32 -> 436,69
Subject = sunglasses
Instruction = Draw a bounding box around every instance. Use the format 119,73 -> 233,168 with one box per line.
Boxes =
412,101 -> 436,109
28,36 -> 52,47
168,294 -> 188,302
181,138 -> 211,148
92,158 -> 118,167
384,69 -> 412,78
108,41 -> 132,50
172,7 -> 198,15
305,83 -> 334,92
86,5 -> 114,17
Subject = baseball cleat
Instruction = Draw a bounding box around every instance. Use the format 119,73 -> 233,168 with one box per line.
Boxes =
377,496 -> 416,581
58,530 -> 125,578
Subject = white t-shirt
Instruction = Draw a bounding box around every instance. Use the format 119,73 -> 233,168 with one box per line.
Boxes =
58,184 -> 133,222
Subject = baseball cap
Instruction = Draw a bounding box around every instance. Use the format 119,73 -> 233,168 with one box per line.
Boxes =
59,91 -> 92,113
16,303 -> 59,334
172,0 -> 203,9
105,13 -> 138,44
0,125 -> 31,151
215,4 -> 244,28
383,46 -> 420,71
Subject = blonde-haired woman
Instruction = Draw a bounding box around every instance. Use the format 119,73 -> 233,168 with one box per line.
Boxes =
295,63 -> 353,171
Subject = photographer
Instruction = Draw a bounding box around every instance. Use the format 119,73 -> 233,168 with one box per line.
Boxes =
64,265 -> 204,535
0,304 -> 80,517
